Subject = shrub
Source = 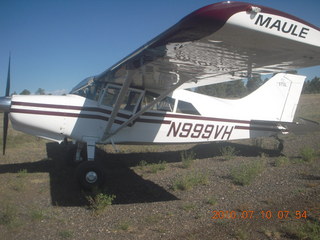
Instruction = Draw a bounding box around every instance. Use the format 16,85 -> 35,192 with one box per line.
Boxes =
86,192 -> 116,214
172,171 -> 208,191
300,147 -> 316,162
180,151 -> 196,168
149,161 -> 166,173
231,159 -> 266,185
220,146 -> 238,160
274,156 -> 290,167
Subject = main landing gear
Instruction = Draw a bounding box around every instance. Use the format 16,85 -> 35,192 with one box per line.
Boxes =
68,141 -> 104,190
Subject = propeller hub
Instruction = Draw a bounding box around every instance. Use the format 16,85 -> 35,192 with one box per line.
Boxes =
0,96 -> 11,112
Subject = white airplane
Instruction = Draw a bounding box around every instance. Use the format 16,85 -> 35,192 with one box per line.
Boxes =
1,2 -> 320,190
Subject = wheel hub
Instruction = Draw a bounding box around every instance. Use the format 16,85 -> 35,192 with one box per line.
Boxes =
85,171 -> 98,184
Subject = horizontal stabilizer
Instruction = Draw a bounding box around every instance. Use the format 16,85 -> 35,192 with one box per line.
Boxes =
285,118 -> 320,135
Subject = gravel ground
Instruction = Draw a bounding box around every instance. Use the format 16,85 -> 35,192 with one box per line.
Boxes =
0,95 -> 319,240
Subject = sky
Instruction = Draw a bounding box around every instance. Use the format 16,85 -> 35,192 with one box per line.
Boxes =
0,0 -> 320,95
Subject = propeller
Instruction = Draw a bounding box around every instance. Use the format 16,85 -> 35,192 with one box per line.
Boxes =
1,56 -> 11,155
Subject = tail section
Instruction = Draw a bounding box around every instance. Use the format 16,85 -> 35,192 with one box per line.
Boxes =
238,73 -> 305,122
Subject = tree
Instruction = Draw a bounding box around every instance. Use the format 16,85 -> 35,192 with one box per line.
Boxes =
35,88 -> 45,95
20,89 -> 31,95
246,74 -> 263,93
303,77 -> 320,93
195,80 -> 247,98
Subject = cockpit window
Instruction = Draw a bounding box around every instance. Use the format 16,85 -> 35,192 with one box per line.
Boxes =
100,84 -> 144,113
71,77 -> 103,101
176,100 -> 200,115
142,92 -> 175,112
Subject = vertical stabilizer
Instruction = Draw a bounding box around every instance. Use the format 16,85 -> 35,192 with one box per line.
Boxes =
238,73 -> 305,122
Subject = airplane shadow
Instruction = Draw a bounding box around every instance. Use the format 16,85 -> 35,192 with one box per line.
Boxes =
0,140 -> 282,207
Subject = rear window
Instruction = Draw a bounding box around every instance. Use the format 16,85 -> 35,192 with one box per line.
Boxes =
176,101 -> 200,115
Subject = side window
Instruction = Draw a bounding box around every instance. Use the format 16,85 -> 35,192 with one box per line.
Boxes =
101,85 -> 120,108
121,91 -> 141,112
176,100 -> 200,115
142,93 -> 175,112
100,84 -> 144,113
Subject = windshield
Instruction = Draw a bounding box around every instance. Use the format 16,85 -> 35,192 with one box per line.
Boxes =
71,77 -> 104,101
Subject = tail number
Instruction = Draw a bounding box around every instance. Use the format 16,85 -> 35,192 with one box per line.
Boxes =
167,122 -> 234,140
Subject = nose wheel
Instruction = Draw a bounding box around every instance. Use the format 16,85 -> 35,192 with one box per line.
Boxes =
76,161 -> 104,190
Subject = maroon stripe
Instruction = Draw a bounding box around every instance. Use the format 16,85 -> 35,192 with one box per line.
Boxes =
10,108 -> 169,126
12,101 -> 113,116
13,101 -> 251,125
143,111 -> 250,124
11,109 -> 110,122
137,118 -> 171,125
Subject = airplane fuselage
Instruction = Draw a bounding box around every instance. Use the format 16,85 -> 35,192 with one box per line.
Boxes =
9,73 -> 303,146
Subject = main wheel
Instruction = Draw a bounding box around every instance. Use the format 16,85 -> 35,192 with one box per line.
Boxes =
76,161 -> 104,190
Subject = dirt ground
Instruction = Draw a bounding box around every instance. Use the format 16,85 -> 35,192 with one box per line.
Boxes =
0,94 -> 319,240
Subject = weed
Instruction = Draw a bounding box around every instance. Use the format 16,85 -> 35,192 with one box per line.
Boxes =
220,146 -> 238,160
143,214 -> 160,225
137,160 -> 166,173
0,204 -> 17,226
138,160 -> 147,169
149,161 -> 166,173
300,147 -> 316,162
274,156 -> 290,167
172,171 -> 208,191
282,220 -> 320,240
231,159 -> 266,185
58,230 -> 73,239
180,150 -> 196,168
30,208 -> 46,221
86,191 -> 116,214
206,196 -> 218,206
234,227 -> 249,240
180,203 -> 196,211
17,169 -> 28,178
116,221 -> 131,231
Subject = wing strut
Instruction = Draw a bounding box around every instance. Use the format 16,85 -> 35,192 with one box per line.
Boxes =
101,74 -> 187,143
102,67 -> 133,140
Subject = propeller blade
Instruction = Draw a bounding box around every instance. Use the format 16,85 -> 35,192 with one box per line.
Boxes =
3,113 -> 8,155
6,55 -> 11,97
3,55 -> 11,155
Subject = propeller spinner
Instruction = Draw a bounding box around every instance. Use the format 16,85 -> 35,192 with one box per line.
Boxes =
0,56 -> 12,154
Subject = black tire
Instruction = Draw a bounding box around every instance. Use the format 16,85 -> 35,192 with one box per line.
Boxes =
76,161 -> 104,190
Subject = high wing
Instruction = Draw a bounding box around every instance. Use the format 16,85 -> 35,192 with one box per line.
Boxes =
94,1 -> 320,93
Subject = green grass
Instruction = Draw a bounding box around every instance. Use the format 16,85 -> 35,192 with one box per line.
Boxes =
149,161 -> 166,173
230,159 -> 266,185
86,191 -> 116,214
58,230 -> 73,239
274,156 -> 290,167
300,147 -> 317,162
206,196 -> 218,206
137,160 -> 166,173
0,203 -> 17,227
30,208 -> 47,221
282,220 -> 320,240
180,203 -> 196,211
220,146 -> 238,160
180,150 -> 196,168
17,169 -> 28,178
172,171 -> 208,191
116,221 -> 131,231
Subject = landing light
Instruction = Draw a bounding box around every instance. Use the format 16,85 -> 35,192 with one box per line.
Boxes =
247,6 -> 261,14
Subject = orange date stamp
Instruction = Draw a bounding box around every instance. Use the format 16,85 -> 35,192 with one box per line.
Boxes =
211,210 -> 307,220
